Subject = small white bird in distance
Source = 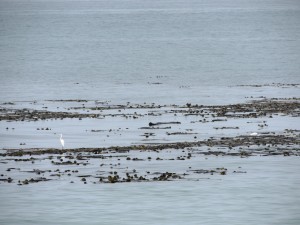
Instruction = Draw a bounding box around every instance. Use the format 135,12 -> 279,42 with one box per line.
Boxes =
60,134 -> 65,149
250,132 -> 258,136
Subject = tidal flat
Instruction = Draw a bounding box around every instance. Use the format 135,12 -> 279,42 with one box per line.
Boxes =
0,97 -> 299,186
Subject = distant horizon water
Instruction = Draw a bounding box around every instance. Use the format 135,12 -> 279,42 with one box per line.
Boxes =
0,0 -> 300,105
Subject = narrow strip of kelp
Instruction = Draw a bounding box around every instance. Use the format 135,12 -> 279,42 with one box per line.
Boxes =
0,98 -> 299,121
1,134 -> 299,157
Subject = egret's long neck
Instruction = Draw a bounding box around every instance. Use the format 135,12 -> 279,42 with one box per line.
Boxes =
60,134 -> 63,138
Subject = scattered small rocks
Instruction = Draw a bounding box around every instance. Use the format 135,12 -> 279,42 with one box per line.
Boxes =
149,122 -> 181,126
18,177 -> 51,185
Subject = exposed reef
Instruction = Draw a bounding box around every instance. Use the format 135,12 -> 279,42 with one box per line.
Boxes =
0,97 -> 299,186
0,98 -> 299,121
1,132 -> 299,157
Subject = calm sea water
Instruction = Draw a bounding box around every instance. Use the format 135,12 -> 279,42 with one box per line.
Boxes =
0,0 -> 300,224
0,0 -> 300,104
1,156 -> 300,225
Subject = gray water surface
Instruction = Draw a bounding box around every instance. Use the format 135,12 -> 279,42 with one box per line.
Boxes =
1,156 -> 300,225
0,0 -> 300,224
0,0 -> 300,104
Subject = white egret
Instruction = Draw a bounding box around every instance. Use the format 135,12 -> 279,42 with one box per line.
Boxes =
250,132 -> 258,136
60,134 -> 65,149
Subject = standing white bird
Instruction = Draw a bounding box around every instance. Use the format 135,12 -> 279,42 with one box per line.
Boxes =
60,134 -> 65,149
